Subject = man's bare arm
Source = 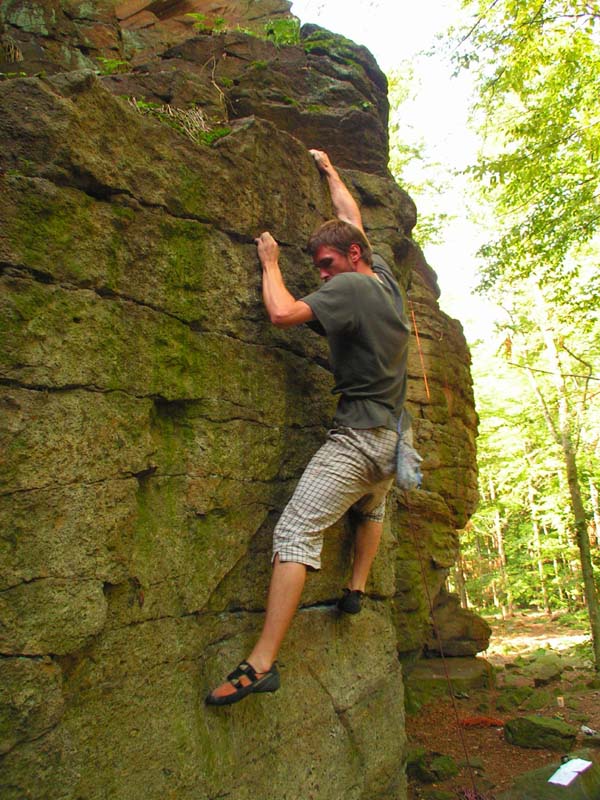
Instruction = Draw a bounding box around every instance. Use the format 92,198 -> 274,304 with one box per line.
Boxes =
256,232 -> 314,328
309,149 -> 365,233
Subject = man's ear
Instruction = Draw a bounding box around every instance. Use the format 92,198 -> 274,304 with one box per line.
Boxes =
348,243 -> 362,266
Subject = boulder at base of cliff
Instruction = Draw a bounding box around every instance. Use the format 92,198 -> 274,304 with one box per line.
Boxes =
406,748 -> 459,784
405,656 -> 494,710
504,715 -> 577,751
497,749 -> 600,800
425,587 -> 492,657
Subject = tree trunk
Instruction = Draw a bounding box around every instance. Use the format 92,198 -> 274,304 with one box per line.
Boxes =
454,543 -> 469,609
552,556 -> 565,604
491,579 -> 501,614
590,479 -> 600,547
489,477 -> 513,617
532,285 -> 600,671
525,463 -> 551,616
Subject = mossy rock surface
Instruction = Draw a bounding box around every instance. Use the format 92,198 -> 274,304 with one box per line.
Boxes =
497,749 -> 600,799
407,750 -> 459,783
496,686 -> 535,711
504,715 -> 577,751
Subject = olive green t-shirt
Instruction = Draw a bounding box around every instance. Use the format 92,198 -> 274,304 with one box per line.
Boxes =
302,254 -> 409,431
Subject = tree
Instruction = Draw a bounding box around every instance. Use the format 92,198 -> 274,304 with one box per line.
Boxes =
463,274 -> 600,665
452,0 -> 600,296
449,0 -> 600,670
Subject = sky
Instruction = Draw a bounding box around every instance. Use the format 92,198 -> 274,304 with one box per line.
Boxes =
290,0 -> 497,342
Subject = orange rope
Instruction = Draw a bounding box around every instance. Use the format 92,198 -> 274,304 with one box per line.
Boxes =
409,300 -> 430,401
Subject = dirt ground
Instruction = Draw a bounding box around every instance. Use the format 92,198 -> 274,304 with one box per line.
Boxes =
406,612 -> 600,799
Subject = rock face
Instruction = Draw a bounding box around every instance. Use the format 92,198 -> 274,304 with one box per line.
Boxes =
425,586 -> 492,657
0,2 -> 478,799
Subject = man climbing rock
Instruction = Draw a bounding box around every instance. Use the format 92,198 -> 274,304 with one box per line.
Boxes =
205,149 -> 410,706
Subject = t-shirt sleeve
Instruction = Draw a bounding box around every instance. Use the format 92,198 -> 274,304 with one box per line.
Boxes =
301,275 -> 357,336
372,253 -> 394,281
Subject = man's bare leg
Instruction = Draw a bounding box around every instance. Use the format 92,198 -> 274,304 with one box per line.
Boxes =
206,555 -> 306,702
246,556 -> 306,671
348,518 -> 383,592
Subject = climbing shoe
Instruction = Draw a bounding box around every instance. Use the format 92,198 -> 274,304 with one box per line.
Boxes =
205,661 -> 280,706
337,588 -> 364,614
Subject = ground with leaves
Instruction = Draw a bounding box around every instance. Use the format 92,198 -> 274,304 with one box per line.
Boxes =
406,612 -> 600,799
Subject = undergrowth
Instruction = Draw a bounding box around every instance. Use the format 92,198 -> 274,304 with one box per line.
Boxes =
184,12 -> 301,46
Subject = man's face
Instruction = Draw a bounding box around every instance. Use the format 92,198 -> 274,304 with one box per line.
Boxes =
312,245 -> 353,282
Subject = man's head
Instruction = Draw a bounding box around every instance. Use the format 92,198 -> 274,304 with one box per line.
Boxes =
307,220 -> 373,281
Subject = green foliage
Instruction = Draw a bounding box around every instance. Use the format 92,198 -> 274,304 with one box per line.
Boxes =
446,4 -> 600,655
232,25 -> 257,37
0,71 -> 27,80
185,12 -> 208,31
453,0 -> 600,293
129,98 -> 160,112
96,57 -> 129,76
185,12 -> 226,33
197,126 -> 231,146
301,29 -> 363,67
264,17 -> 301,46
456,274 -> 600,617
556,610 -> 590,629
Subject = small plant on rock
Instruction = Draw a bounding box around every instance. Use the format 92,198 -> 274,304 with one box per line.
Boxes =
186,13 -> 226,34
264,18 -> 300,46
1,36 -> 23,63
97,56 -> 129,75
128,97 -> 231,147
185,12 -> 208,32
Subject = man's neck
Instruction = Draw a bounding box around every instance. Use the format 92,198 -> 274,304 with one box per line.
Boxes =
355,262 -> 377,279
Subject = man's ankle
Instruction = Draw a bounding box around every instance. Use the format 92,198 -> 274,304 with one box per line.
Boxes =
246,654 -> 275,674
348,584 -> 366,593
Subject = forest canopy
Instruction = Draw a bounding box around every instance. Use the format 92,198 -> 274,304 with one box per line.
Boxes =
438,0 -> 600,670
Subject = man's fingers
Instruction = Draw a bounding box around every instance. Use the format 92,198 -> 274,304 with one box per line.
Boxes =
309,148 -> 332,174
255,231 -> 279,271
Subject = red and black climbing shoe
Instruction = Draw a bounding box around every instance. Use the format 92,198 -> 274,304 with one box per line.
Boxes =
337,588 -> 364,614
205,661 -> 280,706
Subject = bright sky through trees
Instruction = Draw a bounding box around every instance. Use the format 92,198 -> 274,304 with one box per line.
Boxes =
290,0 -> 494,341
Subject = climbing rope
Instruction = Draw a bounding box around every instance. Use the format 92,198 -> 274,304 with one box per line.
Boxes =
409,300 -> 430,401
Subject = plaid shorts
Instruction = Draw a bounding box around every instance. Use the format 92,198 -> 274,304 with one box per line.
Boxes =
273,426 -> 398,570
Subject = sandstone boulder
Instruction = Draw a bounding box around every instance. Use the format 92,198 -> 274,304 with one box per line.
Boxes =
425,587 -> 492,657
504,715 -> 578,751
0,4 -> 478,799
497,750 -> 600,800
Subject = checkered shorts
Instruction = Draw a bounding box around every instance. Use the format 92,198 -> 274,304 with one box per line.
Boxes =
273,426 -> 398,570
